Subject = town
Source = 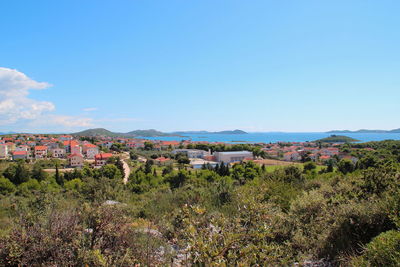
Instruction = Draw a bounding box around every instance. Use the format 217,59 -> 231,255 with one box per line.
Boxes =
0,132 -> 362,173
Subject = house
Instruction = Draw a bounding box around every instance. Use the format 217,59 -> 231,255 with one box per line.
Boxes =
214,151 -> 253,163
70,145 -> 82,155
50,148 -> 65,158
12,151 -> 28,160
83,144 -> 99,159
68,153 -> 84,167
320,155 -> 331,162
95,153 -> 113,167
60,135 -> 73,141
16,145 -> 29,152
154,156 -> 171,164
5,142 -> 16,153
127,141 -> 145,149
160,141 -> 180,149
63,140 -> 79,153
0,144 -> 8,159
283,151 -> 301,161
34,146 -> 48,159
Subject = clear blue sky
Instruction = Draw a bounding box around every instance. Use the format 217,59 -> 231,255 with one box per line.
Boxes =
1,0 -> 399,133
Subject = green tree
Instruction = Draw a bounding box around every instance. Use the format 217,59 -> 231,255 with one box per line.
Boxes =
303,161 -> 317,172
338,159 -> 355,174
0,177 -> 16,194
31,163 -> 48,181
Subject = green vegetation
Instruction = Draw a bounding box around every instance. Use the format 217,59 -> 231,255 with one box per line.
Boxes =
316,134 -> 359,143
0,140 -> 400,265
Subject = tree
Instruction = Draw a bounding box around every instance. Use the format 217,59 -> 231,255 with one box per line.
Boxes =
303,161 -> 317,172
175,153 -> 190,164
31,163 -> 48,181
101,164 -> 122,179
338,159 -> 355,174
55,164 -> 64,186
144,160 -> 154,174
4,162 -> 30,185
144,142 -> 154,151
165,171 -> 188,189
129,151 -> 138,160
0,177 -> 16,194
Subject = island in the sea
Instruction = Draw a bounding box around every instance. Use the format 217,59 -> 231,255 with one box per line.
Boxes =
71,128 -> 248,137
316,135 -> 359,143
172,129 -> 248,135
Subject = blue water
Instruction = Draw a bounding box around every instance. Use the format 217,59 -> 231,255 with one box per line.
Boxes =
138,132 -> 400,144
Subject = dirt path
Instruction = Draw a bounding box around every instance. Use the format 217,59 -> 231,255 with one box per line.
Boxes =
121,152 -> 131,184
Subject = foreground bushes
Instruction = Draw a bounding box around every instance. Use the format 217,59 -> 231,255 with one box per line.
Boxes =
0,154 -> 399,265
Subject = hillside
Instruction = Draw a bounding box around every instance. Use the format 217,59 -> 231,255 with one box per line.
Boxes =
316,135 -> 359,143
72,128 -> 122,137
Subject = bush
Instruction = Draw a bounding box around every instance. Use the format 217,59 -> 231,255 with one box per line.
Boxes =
350,230 -> 400,266
0,177 -> 16,195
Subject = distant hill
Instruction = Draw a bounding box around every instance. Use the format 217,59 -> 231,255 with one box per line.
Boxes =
173,129 -> 248,135
72,128 -> 174,137
72,128 -> 122,137
316,135 -> 359,143
126,129 -> 173,137
328,128 -> 400,133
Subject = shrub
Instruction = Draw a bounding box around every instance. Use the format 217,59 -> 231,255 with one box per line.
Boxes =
350,230 -> 400,266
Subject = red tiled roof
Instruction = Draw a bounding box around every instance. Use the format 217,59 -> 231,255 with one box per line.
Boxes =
161,141 -> 180,146
84,143 -> 97,148
63,140 -> 79,146
95,153 -> 113,160
34,146 -> 47,151
13,151 -> 27,155
155,156 -> 170,162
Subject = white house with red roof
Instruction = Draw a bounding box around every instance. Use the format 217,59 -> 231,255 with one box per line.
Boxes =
68,153 -> 84,167
71,145 -> 82,155
283,151 -> 301,161
63,140 -> 79,153
34,146 -> 48,159
82,143 -> 99,159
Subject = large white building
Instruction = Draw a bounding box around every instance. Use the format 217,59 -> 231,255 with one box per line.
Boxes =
172,149 -> 210,159
214,151 -> 253,163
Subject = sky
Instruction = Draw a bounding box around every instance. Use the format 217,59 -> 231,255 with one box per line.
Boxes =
1,0 -> 400,133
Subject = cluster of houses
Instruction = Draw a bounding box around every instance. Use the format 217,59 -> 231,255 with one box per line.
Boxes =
0,134 -> 114,168
262,142 -> 359,163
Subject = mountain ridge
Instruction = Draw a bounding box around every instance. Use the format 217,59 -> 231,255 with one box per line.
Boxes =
328,128 -> 400,133
172,129 -> 248,135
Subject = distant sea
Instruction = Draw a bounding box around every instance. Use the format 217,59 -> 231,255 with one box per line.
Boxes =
138,132 -> 400,144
